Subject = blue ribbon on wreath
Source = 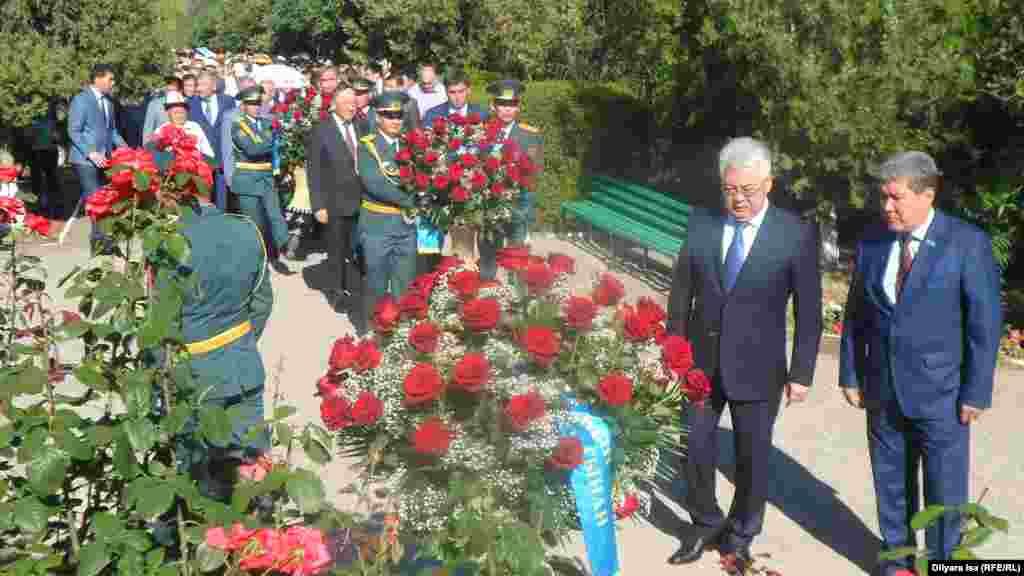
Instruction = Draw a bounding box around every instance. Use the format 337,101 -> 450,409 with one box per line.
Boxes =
559,395 -> 620,576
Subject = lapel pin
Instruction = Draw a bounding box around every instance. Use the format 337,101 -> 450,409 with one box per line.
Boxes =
925,239 -> 936,247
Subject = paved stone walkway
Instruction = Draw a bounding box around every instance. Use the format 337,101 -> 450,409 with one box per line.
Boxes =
26,222 -> 1023,575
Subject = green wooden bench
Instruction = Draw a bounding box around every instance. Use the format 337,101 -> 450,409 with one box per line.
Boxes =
561,174 -> 691,271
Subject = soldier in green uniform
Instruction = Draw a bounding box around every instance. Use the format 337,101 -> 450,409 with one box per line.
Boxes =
478,79 -> 544,280
174,176 -> 274,503
231,85 -> 292,274
357,91 -> 417,323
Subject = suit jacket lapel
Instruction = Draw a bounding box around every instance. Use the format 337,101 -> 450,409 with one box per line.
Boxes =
710,210 -> 725,294
729,206 -> 778,291
900,211 -> 950,305
867,235 -> 895,313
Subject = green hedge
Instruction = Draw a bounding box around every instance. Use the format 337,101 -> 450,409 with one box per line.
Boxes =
462,71 -> 658,230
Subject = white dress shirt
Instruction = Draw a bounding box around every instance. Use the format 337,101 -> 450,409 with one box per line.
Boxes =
883,208 -> 935,303
333,114 -> 359,171
721,201 -> 769,265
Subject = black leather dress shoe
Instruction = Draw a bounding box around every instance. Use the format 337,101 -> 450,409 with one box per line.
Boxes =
667,524 -> 725,565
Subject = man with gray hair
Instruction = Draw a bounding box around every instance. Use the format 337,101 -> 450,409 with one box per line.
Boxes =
667,137 -> 822,570
840,151 -> 1001,572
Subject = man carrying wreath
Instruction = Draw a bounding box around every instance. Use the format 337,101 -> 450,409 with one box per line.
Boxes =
357,91 -> 418,329
478,79 -> 544,281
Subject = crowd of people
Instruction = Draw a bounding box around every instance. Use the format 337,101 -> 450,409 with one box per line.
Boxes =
0,47 -> 1006,576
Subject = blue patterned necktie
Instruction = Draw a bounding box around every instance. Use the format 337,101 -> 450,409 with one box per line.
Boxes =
723,221 -> 749,292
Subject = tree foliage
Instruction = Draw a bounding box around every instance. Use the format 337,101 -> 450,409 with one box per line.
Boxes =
0,0 -> 174,125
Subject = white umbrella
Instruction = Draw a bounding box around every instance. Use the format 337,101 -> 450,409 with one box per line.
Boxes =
251,64 -> 306,90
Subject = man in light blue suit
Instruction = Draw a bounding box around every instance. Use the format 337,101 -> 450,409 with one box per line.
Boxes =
68,63 -> 127,253
840,151 -> 1002,575
189,70 -> 236,211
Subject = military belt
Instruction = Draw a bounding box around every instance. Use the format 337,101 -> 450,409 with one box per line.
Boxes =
361,200 -> 402,215
186,321 -> 253,355
236,162 -> 273,171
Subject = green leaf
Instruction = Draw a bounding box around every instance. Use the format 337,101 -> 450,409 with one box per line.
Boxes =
951,547 -> 976,560
134,171 -> 151,193
163,404 -> 192,436
978,512 -> 1010,533
0,424 -> 14,449
286,469 -> 325,514
12,364 -> 47,395
116,549 -> 145,575
135,482 -> 175,521
166,233 -> 191,265
199,406 -> 233,447
113,432 -> 140,479
57,427 -> 94,460
195,543 -> 227,573
910,504 -> 948,530
12,497 -> 49,534
124,418 -> 158,454
74,364 -> 110,391
275,422 -> 293,446
120,530 -> 152,552
959,525 -> 993,548
915,555 -> 929,576
121,371 -> 153,419
274,405 -> 298,420
27,448 -> 70,497
92,512 -> 124,542
877,546 -> 919,561
76,541 -> 111,576
302,433 -> 330,464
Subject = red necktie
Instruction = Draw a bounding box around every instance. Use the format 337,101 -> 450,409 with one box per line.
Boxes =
320,93 -> 331,121
895,234 -> 914,301
344,122 -> 357,172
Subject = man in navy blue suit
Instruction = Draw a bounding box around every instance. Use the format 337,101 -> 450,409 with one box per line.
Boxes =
189,71 -> 236,210
667,137 -> 822,571
840,152 -> 1001,574
421,69 -> 486,127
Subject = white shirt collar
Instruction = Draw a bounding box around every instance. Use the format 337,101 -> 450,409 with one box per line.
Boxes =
730,201 -> 770,230
453,105 -> 467,116
91,87 -> 105,101
907,208 -> 935,242
379,131 -> 396,147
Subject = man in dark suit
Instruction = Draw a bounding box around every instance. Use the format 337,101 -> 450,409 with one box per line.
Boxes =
189,70 -> 236,211
308,84 -> 365,313
68,63 -> 128,254
421,69 -> 486,126
666,137 -> 822,570
839,152 -> 1001,574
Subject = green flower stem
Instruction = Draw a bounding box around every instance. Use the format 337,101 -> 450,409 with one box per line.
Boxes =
158,343 -> 191,576
62,472 -> 81,556
5,235 -> 15,367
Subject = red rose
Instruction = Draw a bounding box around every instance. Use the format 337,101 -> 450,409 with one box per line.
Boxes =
424,150 -> 440,164
411,418 -> 452,455
615,494 -> 640,519
593,273 -> 626,306
84,187 -> 123,221
636,297 -> 666,324
506,165 -> 522,185
597,373 -> 633,406
496,245 -> 531,270
431,117 -> 448,134
351,391 -> 383,426
564,297 -> 597,331
501,140 -> 521,162
399,165 -> 413,180
505,390 -> 546,431
432,174 -> 450,190
409,272 -> 439,298
684,369 -> 712,405
24,214 -> 50,237
320,396 -> 354,430
272,118 -> 281,131
547,253 -> 575,275
470,170 -> 488,190
286,90 -> 298,104
623,307 -> 660,342
467,112 -> 482,125
448,163 -> 465,182
305,87 -> 316,103
451,353 -> 490,393
395,148 -> 412,163
403,363 -> 445,406
660,335 -> 694,377
329,336 -> 360,371
450,113 -> 467,126
461,298 -> 501,332
408,129 -> 429,149
450,186 -> 469,202
409,322 -> 441,354
832,321 -> 843,335
373,296 -> 401,331
460,154 -> 477,168
484,157 -> 501,174
415,172 -> 431,190
447,270 -> 481,300
355,339 -> 382,372
316,373 -> 341,398
435,256 -> 462,274
448,138 -> 463,152
521,262 -> 556,294
522,326 -> 561,367
399,291 -> 429,319
0,166 -> 18,183
293,109 -> 303,122
549,437 -> 584,470
490,181 -> 506,198
0,197 -> 25,224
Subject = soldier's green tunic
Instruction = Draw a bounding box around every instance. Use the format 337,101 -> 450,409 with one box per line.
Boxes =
357,131 -> 417,303
175,202 -> 274,501
231,113 -> 290,254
